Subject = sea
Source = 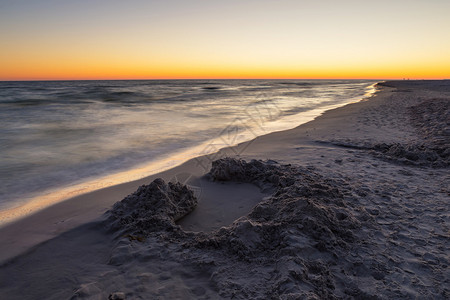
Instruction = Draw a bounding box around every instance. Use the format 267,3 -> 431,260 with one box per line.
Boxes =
0,79 -> 377,216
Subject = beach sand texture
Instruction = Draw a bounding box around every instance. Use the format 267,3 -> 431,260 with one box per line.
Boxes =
0,81 -> 448,299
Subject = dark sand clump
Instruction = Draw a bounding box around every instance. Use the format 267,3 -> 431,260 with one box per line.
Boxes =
106,178 -> 197,235
327,141 -> 449,167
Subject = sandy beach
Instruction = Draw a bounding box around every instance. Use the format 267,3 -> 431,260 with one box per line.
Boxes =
0,80 -> 448,299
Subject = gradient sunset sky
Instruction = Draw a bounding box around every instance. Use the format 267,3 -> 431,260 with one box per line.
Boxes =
1,0 -> 449,80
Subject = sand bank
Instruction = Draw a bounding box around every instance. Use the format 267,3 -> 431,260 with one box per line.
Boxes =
0,80 -> 448,299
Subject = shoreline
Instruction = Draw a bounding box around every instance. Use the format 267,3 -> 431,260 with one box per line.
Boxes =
0,80 -> 448,299
0,80 -> 376,225
0,83 -> 378,227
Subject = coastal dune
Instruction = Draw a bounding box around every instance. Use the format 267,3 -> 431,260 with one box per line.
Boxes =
0,81 -> 448,299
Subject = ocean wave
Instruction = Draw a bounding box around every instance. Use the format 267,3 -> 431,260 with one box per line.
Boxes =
201,86 -> 222,90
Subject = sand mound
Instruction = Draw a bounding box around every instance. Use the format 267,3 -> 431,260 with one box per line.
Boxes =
106,178 -> 197,235
190,158 -> 367,299
371,142 -> 448,167
207,158 -> 360,251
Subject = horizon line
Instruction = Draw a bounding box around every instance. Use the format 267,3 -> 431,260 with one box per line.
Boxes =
1,77 -> 447,82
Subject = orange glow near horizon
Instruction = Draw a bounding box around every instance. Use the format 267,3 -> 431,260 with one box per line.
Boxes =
1,1 -> 449,81
2,59 -> 449,81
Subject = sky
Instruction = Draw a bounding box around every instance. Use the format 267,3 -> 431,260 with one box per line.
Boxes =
0,0 -> 449,80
